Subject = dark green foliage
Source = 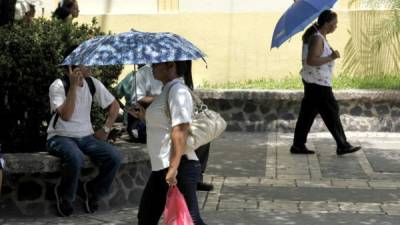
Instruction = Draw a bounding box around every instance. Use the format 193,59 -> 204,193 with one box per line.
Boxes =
0,18 -> 122,153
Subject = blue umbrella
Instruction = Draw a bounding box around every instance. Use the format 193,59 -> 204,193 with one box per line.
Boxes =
271,0 -> 337,48
62,30 -> 206,65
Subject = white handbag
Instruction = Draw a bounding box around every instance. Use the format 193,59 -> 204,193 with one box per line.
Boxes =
165,83 -> 227,152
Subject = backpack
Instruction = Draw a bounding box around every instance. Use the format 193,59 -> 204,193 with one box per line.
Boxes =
51,75 -> 96,128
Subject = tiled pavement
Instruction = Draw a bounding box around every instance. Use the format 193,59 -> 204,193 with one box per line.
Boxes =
2,132 -> 400,224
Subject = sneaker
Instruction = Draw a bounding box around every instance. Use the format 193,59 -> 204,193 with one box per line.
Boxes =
290,145 -> 315,154
197,182 -> 214,192
337,145 -> 361,155
54,184 -> 73,217
81,181 -> 99,213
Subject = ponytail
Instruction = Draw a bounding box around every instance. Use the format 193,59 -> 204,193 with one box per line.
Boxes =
302,22 -> 319,44
175,60 -> 193,90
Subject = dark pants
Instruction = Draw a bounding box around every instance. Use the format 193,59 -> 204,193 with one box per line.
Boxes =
293,80 -> 350,148
195,143 -> 210,180
138,157 -> 206,225
47,135 -> 122,203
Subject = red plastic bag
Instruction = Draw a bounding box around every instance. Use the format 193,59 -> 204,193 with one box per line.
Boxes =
163,186 -> 195,225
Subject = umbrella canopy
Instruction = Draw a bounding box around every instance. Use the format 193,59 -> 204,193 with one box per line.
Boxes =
270,0 -> 337,48
62,30 -> 206,66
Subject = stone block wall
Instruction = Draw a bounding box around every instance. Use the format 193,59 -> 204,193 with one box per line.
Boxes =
196,89 -> 400,132
0,142 -> 150,217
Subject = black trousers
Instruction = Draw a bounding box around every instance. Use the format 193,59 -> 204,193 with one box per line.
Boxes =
137,158 -> 206,225
195,143 -> 210,176
293,80 -> 350,148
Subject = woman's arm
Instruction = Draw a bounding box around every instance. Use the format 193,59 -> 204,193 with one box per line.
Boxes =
166,123 -> 190,186
306,35 -> 339,66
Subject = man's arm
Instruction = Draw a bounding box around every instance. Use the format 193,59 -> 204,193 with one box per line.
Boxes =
104,100 -> 120,129
56,67 -> 82,121
94,99 -> 120,141
137,96 -> 155,108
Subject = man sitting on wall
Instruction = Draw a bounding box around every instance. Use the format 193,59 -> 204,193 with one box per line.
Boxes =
46,62 -> 122,217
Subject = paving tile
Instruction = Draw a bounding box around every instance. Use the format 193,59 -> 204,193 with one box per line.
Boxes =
331,179 -> 370,188
382,203 -> 400,215
296,179 -> 332,188
299,201 -> 339,213
369,180 -> 400,189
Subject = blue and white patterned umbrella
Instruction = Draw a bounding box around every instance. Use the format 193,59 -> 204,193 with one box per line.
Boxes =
62,30 -> 206,65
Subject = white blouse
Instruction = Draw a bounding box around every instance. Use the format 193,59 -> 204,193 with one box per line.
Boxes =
145,79 -> 198,171
300,32 -> 335,87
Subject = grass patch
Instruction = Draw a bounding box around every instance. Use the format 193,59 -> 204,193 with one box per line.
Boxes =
200,74 -> 400,90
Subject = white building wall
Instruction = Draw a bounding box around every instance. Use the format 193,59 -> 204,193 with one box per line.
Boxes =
43,0 -> 357,16
180,0 -> 295,13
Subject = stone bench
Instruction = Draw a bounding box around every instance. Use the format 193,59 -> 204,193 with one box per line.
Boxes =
0,139 -> 150,217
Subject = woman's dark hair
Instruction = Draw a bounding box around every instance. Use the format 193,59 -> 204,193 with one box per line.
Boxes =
302,10 -> 337,44
52,0 -> 75,20
175,60 -> 193,90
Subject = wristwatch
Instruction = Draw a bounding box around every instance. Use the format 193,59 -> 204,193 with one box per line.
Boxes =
102,125 -> 111,133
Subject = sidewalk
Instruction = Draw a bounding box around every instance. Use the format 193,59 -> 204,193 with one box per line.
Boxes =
2,132 -> 400,225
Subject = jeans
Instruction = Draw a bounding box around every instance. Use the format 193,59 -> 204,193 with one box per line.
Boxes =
138,157 -> 206,225
293,80 -> 350,148
47,135 -> 122,203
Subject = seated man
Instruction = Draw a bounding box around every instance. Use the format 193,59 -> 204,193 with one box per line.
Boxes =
132,63 -> 213,191
131,64 -> 163,108
47,64 -> 122,217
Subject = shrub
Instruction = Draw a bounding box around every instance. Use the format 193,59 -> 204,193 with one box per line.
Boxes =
0,18 -> 123,153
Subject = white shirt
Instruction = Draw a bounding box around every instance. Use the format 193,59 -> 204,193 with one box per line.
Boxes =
300,32 -> 335,87
145,79 -> 198,171
47,76 -> 115,140
131,65 -> 163,104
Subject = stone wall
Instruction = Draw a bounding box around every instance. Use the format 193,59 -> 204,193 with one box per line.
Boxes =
196,89 -> 400,132
0,141 -> 150,217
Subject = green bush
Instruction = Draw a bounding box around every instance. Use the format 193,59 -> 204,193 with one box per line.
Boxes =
0,18 -> 123,153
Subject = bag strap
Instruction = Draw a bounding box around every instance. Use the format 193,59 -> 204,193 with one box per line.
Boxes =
85,76 -> 96,97
52,76 -> 96,128
164,82 -> 180,122
164,81 -> 205,122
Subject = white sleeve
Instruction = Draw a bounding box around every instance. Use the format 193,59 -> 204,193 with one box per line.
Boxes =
168,85 -> 193,127
92,77 -> 115,109
135,67 -> 153,101
49,79 -> 66,112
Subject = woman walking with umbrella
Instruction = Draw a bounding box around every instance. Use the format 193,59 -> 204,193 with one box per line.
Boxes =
61,30 -> 210,224
290,10 -> 361,155
131,60 -> 207,225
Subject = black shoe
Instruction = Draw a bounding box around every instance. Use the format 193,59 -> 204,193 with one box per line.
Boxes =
290,145 -> 315,154
54,184 -> 73,217
81,181 -> 99,213
337,145 -> 361,155
197,182 -> 214,192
